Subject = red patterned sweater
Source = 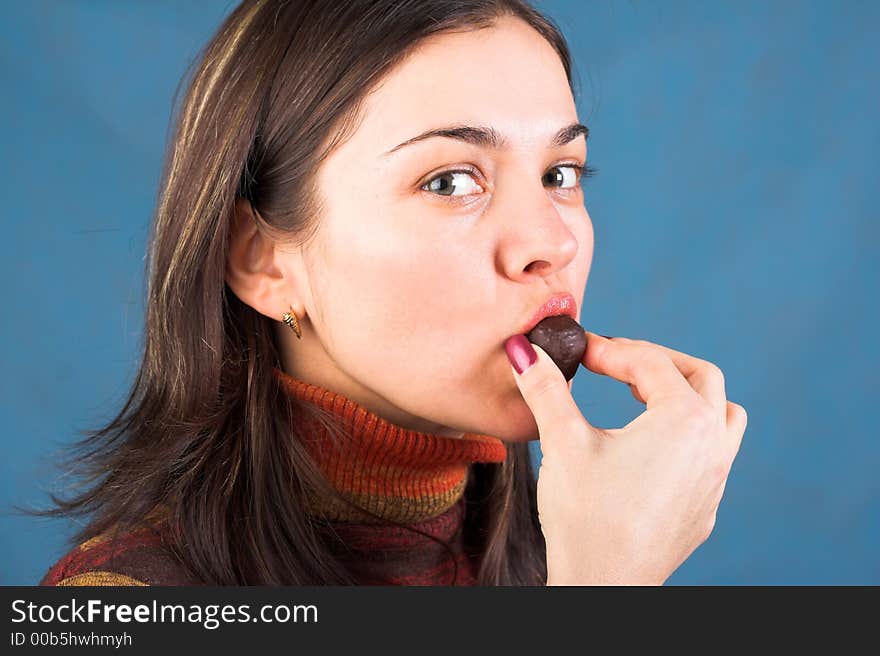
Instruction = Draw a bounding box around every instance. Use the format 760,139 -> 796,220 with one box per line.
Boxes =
40,367 -> 508,586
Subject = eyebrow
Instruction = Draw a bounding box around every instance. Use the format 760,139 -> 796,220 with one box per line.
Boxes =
382,122 -> 589,157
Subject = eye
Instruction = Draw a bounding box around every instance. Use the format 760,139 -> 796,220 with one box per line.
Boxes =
422,169 -> 484,196
543,164 -> 581,189
421,162 -> 596,202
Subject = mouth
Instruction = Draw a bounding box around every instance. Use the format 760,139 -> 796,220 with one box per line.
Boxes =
517,292 -> 578,335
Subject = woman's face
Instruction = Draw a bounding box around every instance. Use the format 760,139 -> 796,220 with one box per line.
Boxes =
239,17 -> 593,442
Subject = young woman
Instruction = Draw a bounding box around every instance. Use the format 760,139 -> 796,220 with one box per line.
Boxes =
39,0 -> 747,586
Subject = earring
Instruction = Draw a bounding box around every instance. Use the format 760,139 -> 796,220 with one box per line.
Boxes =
281,306 -> 302,339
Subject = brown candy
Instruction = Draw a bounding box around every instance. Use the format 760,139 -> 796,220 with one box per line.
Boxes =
526,315 -> 587,382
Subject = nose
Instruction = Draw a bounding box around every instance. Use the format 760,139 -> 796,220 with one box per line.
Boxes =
493,172 -> 579,281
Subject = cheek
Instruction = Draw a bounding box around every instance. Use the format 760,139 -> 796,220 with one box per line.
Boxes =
570,211 -> 594,296
319,227 -> 478,376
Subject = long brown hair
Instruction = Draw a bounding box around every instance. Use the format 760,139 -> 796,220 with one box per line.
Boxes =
35,0 -> 578,585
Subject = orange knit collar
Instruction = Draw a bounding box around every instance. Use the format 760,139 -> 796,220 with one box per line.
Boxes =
272,367 -> 507,524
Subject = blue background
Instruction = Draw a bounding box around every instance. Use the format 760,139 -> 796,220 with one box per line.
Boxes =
2,1 -> 877,585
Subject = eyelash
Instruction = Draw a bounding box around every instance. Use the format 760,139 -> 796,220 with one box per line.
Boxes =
420,162 -> 597,204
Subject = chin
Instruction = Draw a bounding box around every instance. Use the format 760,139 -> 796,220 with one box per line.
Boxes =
495,427 -> 540,443
470,403 -> 540,443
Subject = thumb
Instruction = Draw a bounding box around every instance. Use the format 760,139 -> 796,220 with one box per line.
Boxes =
505,334 -> 591,446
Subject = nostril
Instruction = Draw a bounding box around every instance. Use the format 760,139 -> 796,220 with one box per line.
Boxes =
525,260 -> 551,274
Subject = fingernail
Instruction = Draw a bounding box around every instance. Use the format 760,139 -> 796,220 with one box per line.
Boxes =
505,335 -> 538,374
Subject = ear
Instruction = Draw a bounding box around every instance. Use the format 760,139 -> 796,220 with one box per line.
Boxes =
226,197 -> 306,320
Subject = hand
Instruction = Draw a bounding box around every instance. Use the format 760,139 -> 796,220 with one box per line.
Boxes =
505,332 -> 748,585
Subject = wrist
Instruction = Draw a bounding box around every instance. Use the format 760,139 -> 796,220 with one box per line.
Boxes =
545,562 -> 666,586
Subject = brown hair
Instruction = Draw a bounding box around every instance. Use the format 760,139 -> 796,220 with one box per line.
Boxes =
35,0 -> 578,585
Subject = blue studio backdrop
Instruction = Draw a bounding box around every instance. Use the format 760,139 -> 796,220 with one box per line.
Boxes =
1,1 -> 877,585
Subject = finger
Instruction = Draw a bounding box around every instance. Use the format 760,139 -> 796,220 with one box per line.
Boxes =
586,333 -> 727,418
629,383 -> 645,404
724,401 -> 748,465
505,335 -> 590,451
580,333 -> 696,411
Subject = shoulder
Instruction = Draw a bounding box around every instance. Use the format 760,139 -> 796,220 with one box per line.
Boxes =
40,515 -> 201,587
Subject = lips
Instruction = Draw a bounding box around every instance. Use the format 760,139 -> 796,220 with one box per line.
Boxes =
518,292 -> 578,335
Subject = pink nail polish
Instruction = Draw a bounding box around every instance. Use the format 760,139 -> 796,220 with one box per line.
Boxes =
505,335 -> 537,374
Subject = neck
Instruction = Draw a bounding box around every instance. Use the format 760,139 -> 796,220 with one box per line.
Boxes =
272,367 -> 507,524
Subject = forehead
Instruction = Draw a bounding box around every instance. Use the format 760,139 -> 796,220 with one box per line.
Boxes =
343,16 -> 577,159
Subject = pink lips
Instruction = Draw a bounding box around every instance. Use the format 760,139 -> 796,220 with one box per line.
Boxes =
519,292 -> 578,335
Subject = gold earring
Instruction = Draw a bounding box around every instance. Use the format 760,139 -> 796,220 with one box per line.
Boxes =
281,306 -> 302,339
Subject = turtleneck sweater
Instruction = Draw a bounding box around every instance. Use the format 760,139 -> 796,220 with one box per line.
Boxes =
272,367 -> 507,524
40,368 -> 508,586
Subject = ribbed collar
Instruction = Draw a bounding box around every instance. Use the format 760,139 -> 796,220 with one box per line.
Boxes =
272,367 -> 507,524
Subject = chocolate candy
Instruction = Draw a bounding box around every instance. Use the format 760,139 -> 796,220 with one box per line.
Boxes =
526,315 -> 587,382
